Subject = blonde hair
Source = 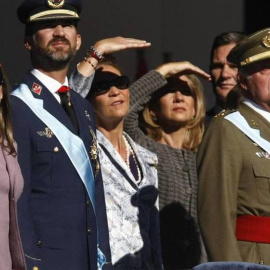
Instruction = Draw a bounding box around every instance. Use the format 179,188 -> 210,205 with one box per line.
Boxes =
142,74 -> 205,151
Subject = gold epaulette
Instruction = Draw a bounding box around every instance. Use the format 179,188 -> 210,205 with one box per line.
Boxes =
215,109 -> 237,118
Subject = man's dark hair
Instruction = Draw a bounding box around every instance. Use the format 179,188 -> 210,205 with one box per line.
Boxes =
210,31 -> 246,61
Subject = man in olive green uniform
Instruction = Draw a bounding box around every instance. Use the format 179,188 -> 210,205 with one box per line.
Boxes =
197,28 -> 270,265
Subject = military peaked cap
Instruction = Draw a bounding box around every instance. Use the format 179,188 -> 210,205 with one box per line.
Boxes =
17,0 -> 82,24
227,28 -> 270,67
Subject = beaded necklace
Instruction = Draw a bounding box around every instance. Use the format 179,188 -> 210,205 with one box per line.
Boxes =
122,135 -> 142,184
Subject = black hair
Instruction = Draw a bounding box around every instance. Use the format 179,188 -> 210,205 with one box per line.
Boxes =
210,31 -> 246,61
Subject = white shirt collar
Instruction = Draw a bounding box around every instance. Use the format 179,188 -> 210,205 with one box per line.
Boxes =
243,98 -> 270,123
31,69 -> 69,95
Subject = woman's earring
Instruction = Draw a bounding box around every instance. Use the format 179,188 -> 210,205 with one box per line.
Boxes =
191,115 -> 195,120
152,115 -> 158,122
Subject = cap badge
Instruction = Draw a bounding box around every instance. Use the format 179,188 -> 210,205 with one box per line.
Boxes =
261,34 -> 270,48
47,0 -> 65,9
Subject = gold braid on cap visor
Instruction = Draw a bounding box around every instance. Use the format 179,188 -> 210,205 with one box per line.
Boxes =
28,9 -> 79,22
240,51 -> 270,66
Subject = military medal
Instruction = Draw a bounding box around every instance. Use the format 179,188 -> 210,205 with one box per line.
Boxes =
45,127 -> 53,138
89,127 -> 100,176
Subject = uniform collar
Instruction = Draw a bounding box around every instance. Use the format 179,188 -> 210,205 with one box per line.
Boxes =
31,69 -> 69,95
243,98 -> 270,123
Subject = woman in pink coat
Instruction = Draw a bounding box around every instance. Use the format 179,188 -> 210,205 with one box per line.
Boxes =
0,65 -> 26,270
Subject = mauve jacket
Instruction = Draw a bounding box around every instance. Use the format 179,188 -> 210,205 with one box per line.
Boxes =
0,143 -> 26,270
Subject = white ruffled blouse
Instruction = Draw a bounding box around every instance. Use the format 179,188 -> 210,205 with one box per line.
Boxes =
97,130 -> 158,265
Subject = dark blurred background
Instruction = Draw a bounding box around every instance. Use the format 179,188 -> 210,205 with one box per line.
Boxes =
0,0 -> 269,109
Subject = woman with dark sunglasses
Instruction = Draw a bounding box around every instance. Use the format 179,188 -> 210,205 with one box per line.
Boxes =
84,55 -> 162,270
0,65 -> 26,270
70,37 -> 211,269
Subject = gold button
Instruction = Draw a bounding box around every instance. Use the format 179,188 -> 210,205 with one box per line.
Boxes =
86,201 -> 91,207
33,267 -> 39,270
54,147 -> 59,153
87,228 -> 92,235
37,240 -> 42,247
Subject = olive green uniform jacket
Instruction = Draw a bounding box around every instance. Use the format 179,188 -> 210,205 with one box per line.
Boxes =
197,103 -> 270,265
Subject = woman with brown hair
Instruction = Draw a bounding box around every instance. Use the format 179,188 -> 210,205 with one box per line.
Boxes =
0,64 -> 26,270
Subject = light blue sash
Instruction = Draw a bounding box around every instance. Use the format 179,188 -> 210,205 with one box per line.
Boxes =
12,84 -> 106,269
225,111 -> 270,153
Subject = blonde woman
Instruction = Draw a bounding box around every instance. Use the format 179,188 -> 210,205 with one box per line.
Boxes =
141,73 -> 205,150
125,62 -> 209,269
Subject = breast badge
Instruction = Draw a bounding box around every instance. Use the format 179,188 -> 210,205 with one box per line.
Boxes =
37,127 -> 54,138
256,151 -> 270,159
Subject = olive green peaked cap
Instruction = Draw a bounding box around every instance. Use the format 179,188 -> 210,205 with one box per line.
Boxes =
227,28 -> 270,67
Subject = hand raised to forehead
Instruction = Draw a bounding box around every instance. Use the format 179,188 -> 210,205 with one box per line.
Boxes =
156,61 -> 211,81
93,36 -> 151,55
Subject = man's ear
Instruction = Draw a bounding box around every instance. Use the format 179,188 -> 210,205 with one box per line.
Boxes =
24,36 -> 33,51
76,34 -> 81,51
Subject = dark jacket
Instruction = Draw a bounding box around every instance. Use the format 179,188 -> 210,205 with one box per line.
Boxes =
10,72 -> 112,270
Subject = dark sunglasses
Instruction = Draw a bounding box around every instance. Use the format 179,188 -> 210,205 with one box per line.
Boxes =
152,77 -> 193,100
92,75 -> 130,96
